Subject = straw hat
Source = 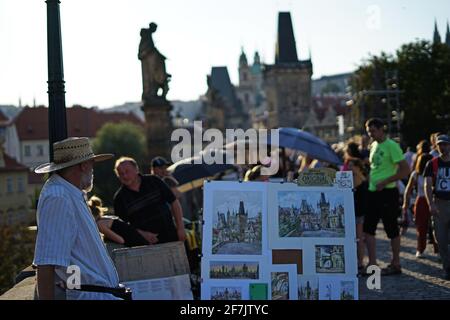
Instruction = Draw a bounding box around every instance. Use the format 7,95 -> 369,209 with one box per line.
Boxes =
34,137 -> 113,174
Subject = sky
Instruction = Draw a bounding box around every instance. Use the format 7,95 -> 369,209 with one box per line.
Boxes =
0,0 -> 449,108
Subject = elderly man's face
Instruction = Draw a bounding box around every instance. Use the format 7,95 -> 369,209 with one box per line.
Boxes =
117,161 -> 139,187
80,160 -> 94,192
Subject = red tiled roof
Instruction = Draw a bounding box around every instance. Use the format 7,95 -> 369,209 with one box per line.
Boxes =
0,153 -> 28,173
14,106 -> 144,141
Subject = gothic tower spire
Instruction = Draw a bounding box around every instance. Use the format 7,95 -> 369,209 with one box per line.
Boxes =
275,12 -> 298,64
434,19 -> 442,44
446,21 -> 450,46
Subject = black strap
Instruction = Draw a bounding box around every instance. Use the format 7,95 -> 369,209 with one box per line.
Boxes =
70,284 -> 133,300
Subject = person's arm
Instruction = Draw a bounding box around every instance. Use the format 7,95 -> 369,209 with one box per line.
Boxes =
34,195 -> 76,300
96,220 -> 125,244
163,176 -> 182,199
171,199 -> 186,242
402,172 -> 416,214
36,265 -> 55,300
424,176 -> 438,215
376,160 -> 410,191
171,187 -> 182,200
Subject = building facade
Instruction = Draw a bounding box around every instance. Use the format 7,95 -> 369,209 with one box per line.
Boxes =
0,148 -> 31,226
236,50 -> 267,129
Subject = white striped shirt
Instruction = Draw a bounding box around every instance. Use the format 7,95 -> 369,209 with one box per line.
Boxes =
33,174 -> 120,300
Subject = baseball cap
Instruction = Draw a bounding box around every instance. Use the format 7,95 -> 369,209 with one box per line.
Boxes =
151,156 -> 171,168
436,134 -> 450,145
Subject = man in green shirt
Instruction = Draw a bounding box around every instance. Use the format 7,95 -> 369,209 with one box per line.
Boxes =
363,118 -> 410,276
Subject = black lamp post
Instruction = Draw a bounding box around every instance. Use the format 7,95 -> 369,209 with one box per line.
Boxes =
46,0 -> 67,161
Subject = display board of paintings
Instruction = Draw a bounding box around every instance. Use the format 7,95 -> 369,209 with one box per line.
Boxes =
201,176 -> 358,301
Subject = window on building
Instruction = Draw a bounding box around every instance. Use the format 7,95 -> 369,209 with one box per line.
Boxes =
24,145 -> 31,157
37,145 -> 44,157
6,177 -> 13,194
18,177 -> 25,193
243,72 -> 248,81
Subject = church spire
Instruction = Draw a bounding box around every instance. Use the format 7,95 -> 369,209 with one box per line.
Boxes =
253,51 -> 261,65
239,47 -> 248,67
434,19 -> 442,44
275,12 -> 298,64
446,21 -> 450,46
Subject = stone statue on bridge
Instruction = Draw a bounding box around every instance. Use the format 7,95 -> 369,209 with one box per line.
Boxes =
138,22 -> 171,102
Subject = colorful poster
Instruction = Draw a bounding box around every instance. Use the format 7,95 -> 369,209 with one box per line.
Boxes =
268,265 -> 298,300
297,276 -> 319,300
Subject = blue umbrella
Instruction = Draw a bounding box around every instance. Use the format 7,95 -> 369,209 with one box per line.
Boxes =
168,154 -> 236,186
269,127 -> 342,165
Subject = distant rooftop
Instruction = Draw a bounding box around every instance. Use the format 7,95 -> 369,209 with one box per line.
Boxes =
14,105 -> 144,141
209,66 -> 237,107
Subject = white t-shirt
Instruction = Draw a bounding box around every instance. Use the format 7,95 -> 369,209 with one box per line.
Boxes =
411,171 -> 425,198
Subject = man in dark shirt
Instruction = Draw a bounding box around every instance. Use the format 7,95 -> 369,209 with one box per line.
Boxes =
424,134 -> 450,280
113,157 -> 186,244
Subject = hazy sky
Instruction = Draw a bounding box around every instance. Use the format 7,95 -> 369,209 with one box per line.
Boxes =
0,0 -> 449,108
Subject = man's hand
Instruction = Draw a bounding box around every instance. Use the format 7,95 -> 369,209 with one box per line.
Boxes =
177,228 -> 187,242
137,229 -> 159,244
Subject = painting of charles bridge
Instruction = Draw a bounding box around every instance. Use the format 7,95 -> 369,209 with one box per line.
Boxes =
278,191 -> 345,238
212,191 -> 263,255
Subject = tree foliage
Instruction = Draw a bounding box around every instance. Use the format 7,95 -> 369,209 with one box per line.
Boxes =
351,41 -> 450,147
91,121 -> 147,206
0,225 -> 35,295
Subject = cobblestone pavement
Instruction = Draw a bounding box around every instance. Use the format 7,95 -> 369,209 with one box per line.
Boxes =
359,224 -> 450,300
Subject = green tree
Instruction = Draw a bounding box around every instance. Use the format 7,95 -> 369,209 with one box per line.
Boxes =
351,41 -> 450,147
0,225 -> 35,295
91,121 -> 147,206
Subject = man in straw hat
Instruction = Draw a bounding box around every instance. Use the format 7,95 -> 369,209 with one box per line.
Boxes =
33,137 -> 124,300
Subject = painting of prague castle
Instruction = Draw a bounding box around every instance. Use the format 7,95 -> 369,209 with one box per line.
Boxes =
212,191 -> 263,255
278,191 -> 345,238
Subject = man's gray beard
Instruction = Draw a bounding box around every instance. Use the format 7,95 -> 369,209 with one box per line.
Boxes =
81,171 -> 94,193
